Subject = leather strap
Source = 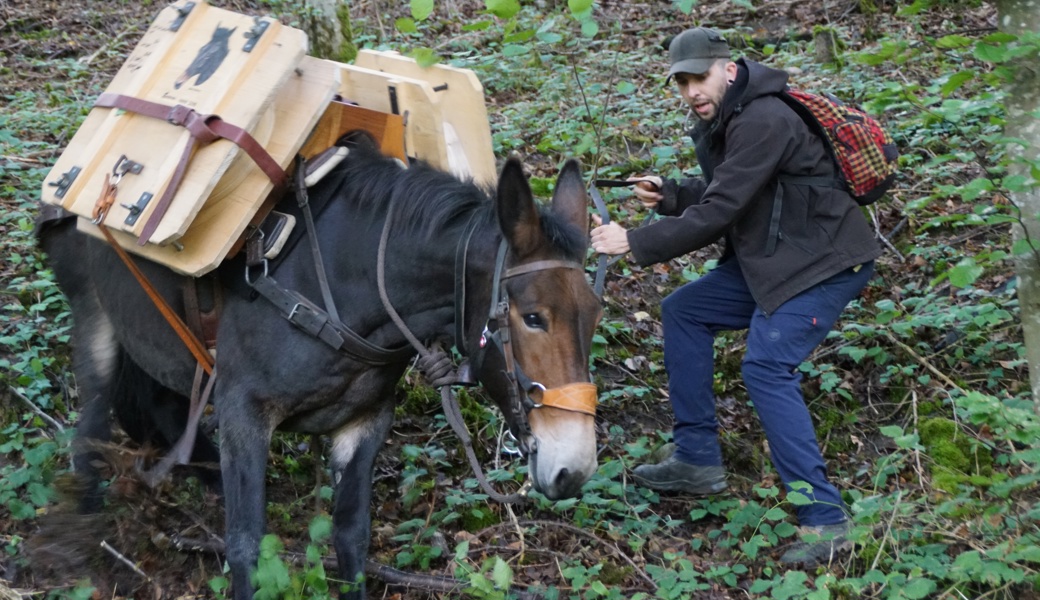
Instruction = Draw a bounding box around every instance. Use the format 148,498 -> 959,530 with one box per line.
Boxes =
183,274 -> 222,353
94,93 -> 288,245
503,259 -> 582,279
92,176 -> 215,374
537,382 -> 597,416
249,273 -> 413,366
589,184 -> 610,297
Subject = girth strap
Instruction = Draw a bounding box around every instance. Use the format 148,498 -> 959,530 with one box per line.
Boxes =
93,93 -> 288,246
249,273 -> 413,366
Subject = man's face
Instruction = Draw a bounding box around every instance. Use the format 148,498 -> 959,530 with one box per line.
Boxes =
674,61 -> 736,122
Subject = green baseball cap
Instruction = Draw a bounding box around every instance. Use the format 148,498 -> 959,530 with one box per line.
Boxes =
667,27 -> 731,78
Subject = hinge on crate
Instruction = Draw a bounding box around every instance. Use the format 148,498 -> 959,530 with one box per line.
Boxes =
243,17 -> 270,52
170,2 -> 195,32
47,166 -> 81,199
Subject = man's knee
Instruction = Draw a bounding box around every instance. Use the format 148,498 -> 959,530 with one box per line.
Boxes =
661,281 -> 709,326
741,354 -> 798,387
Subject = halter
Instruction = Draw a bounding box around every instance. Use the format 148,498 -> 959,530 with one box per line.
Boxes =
454,227 -> 597,455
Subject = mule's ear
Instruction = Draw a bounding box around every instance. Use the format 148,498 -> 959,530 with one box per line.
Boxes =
497,156 -> 541,257
551,159 -> 588,241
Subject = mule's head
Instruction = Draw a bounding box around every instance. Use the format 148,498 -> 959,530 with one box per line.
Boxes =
473,157 -> 602,500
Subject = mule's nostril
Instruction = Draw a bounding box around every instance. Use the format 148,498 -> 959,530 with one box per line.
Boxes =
554,468 -> 583,498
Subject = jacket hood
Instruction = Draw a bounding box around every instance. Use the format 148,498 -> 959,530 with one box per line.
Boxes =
691,59 -> 790,139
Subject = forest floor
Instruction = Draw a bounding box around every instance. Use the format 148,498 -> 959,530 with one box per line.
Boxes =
0,0 -> 1019,599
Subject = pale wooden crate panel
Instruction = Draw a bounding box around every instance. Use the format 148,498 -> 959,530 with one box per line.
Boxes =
42,0 -> 306,247
76,56 -> 340,276
333,62 -> 450,174
353,49 -> 497,187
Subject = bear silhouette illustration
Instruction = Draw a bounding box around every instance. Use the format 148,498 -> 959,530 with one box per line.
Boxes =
174,24 -> 236,89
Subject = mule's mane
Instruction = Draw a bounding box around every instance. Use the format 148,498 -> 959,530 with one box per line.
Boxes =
321,143 -> 586,260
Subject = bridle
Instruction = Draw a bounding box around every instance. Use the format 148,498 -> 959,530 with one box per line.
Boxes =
377,205 -> 598,456
453,224 -> 597,455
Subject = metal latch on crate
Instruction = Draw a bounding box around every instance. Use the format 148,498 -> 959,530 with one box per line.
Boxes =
47,166 -> 81,199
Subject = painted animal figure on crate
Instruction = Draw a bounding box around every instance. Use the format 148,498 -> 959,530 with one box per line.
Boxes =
174,23 -> 236,89
38,137 -> 602,599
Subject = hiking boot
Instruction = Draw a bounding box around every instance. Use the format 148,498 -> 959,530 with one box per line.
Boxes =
779,521 -> 852,566
631,447 -> 728,495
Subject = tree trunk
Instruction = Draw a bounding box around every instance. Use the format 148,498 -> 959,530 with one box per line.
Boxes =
998,0 -> 1040,404
304,0 -> 356,62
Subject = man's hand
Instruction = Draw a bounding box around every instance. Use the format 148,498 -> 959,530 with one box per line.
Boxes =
590,213 -> 630,256
629,176 -> 663,209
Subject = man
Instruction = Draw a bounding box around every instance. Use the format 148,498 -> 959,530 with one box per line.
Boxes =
590,27 -> 881,565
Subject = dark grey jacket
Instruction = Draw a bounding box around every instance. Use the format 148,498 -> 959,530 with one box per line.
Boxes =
628,59 -> 881,314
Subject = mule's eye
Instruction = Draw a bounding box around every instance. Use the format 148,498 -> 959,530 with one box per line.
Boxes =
523,313 -> 546,330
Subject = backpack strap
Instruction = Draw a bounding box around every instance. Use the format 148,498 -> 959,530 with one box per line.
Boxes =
764,90 -> 852,257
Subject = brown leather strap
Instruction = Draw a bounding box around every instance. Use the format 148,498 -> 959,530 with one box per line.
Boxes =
140,363 -> 217,488
94,92 -> 288,245
536,382 -> 597,416
93,180 -> 215,374
183,275 -> 222,353
503,259 -> 583,279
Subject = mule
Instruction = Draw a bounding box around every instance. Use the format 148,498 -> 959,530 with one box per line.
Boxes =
38,138 -> 603,598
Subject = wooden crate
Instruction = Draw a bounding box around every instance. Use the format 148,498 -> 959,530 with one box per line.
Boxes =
46,5 -> 496,276
42,0 -> 312,248
75,55 -> 339,276
336,50 -> 497,187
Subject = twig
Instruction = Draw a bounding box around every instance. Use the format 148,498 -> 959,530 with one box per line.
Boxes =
910,391 -> 926,493
2,151 -> 54,163
493,423 -> 528,562
9,385 -> 65,433
164,532 -> 544,598
100,540 -> 153,582
869,490 -> 902,573
869,205 -> 905,262
517,520 -> 657,592
884,332 -> 967,396
77,26 -> 138,66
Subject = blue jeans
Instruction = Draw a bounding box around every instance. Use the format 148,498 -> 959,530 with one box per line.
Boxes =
661,259 -> 873,526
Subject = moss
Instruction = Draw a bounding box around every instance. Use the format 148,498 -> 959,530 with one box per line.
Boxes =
335,3 -> 358,64
597,561 -> 632,586
919,417 -> 995,493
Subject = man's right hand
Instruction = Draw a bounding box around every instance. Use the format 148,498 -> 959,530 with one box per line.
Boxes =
628,176 -> 664,209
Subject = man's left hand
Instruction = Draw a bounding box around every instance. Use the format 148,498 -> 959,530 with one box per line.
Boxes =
590,214 -> 630,256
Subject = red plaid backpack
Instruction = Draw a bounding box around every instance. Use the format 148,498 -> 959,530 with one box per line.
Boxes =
777,88 -> 899,206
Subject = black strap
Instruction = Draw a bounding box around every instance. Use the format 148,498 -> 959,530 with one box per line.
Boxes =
453,213 -> 483,356
765,182 -> 784,258
250,273 -> 413,365
593,179 -> 638,188
295,155 -> 341,323
589,185 -> 610,297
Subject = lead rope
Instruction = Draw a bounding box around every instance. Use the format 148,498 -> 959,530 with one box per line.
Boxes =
375,204 -> 527,504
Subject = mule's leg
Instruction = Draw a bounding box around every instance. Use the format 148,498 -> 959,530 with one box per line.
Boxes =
218,397 -> 274,600
112,362 -> 221,491
68,310 -> 123,512
329,405 -> 396,599
40,219 -> 125,511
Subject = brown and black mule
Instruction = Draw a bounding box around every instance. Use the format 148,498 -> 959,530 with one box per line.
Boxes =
37,138 -> 603,599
